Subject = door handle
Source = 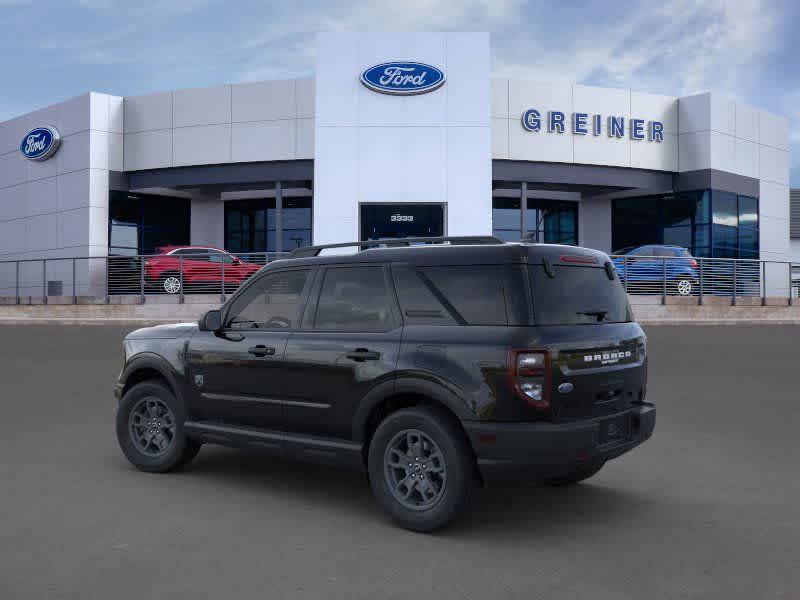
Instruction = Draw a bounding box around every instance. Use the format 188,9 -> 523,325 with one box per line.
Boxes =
346,348 -> 381,361
248,345 -> 276,357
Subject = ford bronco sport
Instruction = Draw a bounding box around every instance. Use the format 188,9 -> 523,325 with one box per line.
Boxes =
114,236 -> 655,532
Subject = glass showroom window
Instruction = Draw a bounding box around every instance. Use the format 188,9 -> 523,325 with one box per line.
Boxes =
492,197 -> 522,241
492,182 -> 577,245
663,191 -> 711,257
612,190 -> 757,259
281,180 -> 313,250
224,181 -> 313,253
492,182 -> 522,242
527,199 -> 577,245
225,198 -> 275,253
282,197 -> 312,249
108,191 -> 190,256
737,195 -> 759,258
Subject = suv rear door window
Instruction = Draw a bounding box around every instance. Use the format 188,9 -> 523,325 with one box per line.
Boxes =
314,266 -> 394,331
419,266 -> 508,326
529,265 -> 630,325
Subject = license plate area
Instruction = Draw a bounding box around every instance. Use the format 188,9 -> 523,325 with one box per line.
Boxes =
598,415 -> 630,446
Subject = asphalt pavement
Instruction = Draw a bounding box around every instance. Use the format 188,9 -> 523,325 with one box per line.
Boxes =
0,324 -> 798,599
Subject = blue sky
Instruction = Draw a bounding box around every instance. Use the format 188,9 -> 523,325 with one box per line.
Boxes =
1,0 -> 797,184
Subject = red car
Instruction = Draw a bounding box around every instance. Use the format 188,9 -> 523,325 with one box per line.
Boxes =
145,246 -> 262,294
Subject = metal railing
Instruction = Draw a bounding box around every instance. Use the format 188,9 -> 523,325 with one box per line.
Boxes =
610,255 -> 797,305
0,251 -> 798,307
0,252 -> 289,305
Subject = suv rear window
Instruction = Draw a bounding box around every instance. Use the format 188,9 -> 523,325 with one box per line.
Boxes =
529,265 -> 631,325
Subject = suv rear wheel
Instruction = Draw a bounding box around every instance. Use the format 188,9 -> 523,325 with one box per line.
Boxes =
116,381 -> 200,473
367,406 -> 476,532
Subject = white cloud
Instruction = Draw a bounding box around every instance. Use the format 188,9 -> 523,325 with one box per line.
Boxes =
493,0 -> 779,98
230,0 -> 524,82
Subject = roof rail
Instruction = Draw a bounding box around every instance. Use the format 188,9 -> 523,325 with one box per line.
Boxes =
289,236 -> 504,258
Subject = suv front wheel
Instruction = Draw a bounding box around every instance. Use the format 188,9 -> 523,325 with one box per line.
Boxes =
116,381 -> 201,473
367,406 -> 476,532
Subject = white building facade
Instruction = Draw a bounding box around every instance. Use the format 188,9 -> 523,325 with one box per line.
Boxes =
0,32 -> 792,294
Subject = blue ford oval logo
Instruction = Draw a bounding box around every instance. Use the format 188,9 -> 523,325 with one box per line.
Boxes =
360,62 -> 445,95
20,126 -> 61,161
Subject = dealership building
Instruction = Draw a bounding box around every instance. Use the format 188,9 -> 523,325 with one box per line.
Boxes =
0,32 -> 792,294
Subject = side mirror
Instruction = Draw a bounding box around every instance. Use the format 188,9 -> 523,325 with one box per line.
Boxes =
199,309 -> 222,332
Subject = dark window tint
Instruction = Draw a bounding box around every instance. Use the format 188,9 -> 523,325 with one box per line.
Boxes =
174,249 -> 211,260
392,266 -> 457,325
224,197 -> 274,253
651,246 -> 690,257
208,251 -> 235,264
420,266 -> 507,326
315,267 -> 394,331
529,265 -> 631,325
283,196 -> 312,250
227,269 -> 309,329
108,191 -> 190,255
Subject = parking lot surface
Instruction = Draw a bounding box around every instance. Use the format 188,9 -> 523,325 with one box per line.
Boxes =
1,324 -> 798,599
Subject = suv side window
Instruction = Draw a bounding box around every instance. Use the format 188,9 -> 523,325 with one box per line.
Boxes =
208,251 -> 235,264
392,266 -> 457,325
419,265 -> 508,326
227,269 -> 310,329
314,266 -> 394,331
173,248 -> 210,261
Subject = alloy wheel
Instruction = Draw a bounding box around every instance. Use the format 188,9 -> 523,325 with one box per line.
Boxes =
384,429 -> 447,511
128,396 -> 177,457
162,276 -> 181,294
677,279 -> 693,296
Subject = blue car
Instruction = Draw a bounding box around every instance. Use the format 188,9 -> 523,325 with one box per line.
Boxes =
612,245 -> 699,295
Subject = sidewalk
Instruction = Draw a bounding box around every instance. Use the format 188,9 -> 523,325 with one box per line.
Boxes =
2,296 -> 800,325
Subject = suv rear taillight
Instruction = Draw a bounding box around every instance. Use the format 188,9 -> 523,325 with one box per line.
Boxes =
508,349 -> 551,409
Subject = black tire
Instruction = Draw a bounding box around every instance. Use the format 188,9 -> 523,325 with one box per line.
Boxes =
543,461 -> 605,486
116,381 -> 201,473
367,406 -> 476,532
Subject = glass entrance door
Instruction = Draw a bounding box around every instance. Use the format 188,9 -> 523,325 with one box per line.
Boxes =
360,204 -> 444,240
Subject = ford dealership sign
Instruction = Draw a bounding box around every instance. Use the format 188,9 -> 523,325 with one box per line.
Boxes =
521,109 -> 664,142
20,126 -> 61,160
360,62 -> 445,95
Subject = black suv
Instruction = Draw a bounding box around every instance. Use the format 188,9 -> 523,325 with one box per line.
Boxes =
114,236 -> 655,531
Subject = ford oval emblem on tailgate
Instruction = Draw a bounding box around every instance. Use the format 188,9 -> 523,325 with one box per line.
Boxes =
558,382 -> 574,394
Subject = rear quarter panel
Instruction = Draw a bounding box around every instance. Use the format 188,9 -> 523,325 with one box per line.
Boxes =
398,322 -> 647,423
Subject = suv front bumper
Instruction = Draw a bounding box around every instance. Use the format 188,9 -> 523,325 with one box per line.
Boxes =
463,404 -> 655,483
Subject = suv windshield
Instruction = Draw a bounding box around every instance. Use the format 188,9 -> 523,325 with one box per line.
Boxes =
529,265 -> 631,325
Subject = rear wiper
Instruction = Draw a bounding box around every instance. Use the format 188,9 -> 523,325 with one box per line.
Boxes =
577,310 -> 608,322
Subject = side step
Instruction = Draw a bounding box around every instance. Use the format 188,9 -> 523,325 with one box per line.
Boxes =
184,421 -> 364,470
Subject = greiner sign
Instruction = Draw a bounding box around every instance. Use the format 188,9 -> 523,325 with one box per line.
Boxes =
522,109 -> 664,142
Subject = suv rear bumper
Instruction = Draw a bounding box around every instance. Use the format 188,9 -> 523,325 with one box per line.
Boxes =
463,404 -> 655,483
